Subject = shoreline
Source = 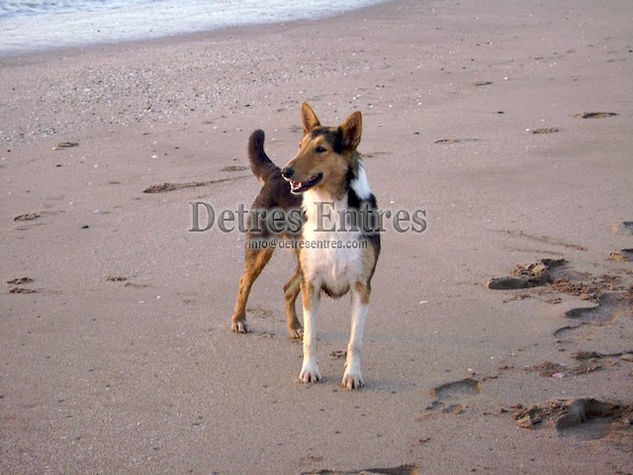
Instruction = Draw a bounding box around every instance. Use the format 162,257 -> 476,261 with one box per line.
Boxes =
2,0 -> 633,472
0,0 -> 392,63
0,0 -> 398,147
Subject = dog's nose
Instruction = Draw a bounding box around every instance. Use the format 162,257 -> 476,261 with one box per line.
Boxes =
281,167 -> 294,179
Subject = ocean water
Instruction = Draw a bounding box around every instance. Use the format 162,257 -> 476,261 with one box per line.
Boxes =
0,0 -> 385,54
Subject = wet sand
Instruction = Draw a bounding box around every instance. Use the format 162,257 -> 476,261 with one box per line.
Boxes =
1,0 -> 633,472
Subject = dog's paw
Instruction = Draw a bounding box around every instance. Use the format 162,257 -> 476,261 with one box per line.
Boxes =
299,362 -> 322,384
341,371 -> 364,390
288,325 -> 304,340
231,320 -> 248,333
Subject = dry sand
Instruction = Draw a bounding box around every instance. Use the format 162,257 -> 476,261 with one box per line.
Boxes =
2,0 -> 633,473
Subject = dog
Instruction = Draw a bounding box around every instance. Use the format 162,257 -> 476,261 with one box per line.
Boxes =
230,103 -> 380,390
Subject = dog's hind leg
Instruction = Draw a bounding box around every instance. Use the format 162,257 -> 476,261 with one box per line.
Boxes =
231,246 -> 274,333
283,268 -> 303,339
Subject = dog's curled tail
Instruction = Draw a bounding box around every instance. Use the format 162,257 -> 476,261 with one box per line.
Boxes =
248,129 -> 278,186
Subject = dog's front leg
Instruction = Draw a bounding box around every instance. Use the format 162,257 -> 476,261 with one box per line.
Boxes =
342,283 -> 370,390
299,280 -> 321,383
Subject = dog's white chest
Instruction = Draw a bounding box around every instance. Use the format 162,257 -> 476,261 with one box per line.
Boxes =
307,230 -> 361,273
302,193 -> 363,294
303,232 -> 362,294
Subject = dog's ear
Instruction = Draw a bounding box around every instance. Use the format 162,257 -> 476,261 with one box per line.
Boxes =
339,111 -> 362,149
301,102 -> 321,135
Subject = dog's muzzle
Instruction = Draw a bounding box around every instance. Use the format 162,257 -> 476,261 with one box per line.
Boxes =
281,167 -> 323,194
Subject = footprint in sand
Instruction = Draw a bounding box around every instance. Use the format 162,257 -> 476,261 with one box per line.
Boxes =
553,325 -> 581,341
7,277 -> 37,294
573,112 -> 617,119
554,292 -> 633,341
564,293 -> 629,324
426,378 -> 481,414
513,398 -> 633,441
9,287 -> 37,294
433,138 -> 480,144
486,258 -> 566,290
329,350 -> 346,359
7,277 -> 34,285
122,281 -> 151,289
531,127 -> 560,135
303,464 -> 419,475
13,212 -> 40,222
247,304 -> 274,320
609,249 -> 633,262
526,355 -> 606,378
52,141 -> 79,150
220,165 -> 248,172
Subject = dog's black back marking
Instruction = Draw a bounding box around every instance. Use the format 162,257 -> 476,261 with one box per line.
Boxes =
347,181 -> 381,255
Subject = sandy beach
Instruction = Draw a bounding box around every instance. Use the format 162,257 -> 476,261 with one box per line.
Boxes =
2,0 -> 633,472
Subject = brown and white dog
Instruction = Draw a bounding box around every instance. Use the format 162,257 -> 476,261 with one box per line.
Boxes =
230,103 -> 380,390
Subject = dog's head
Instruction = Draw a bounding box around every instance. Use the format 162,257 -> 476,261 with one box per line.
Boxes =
281,103 -> 362,197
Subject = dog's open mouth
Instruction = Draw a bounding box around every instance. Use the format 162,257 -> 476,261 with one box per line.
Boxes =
288,173 -> 323,194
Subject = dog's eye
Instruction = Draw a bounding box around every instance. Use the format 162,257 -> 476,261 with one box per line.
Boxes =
315,146 -> 327,153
